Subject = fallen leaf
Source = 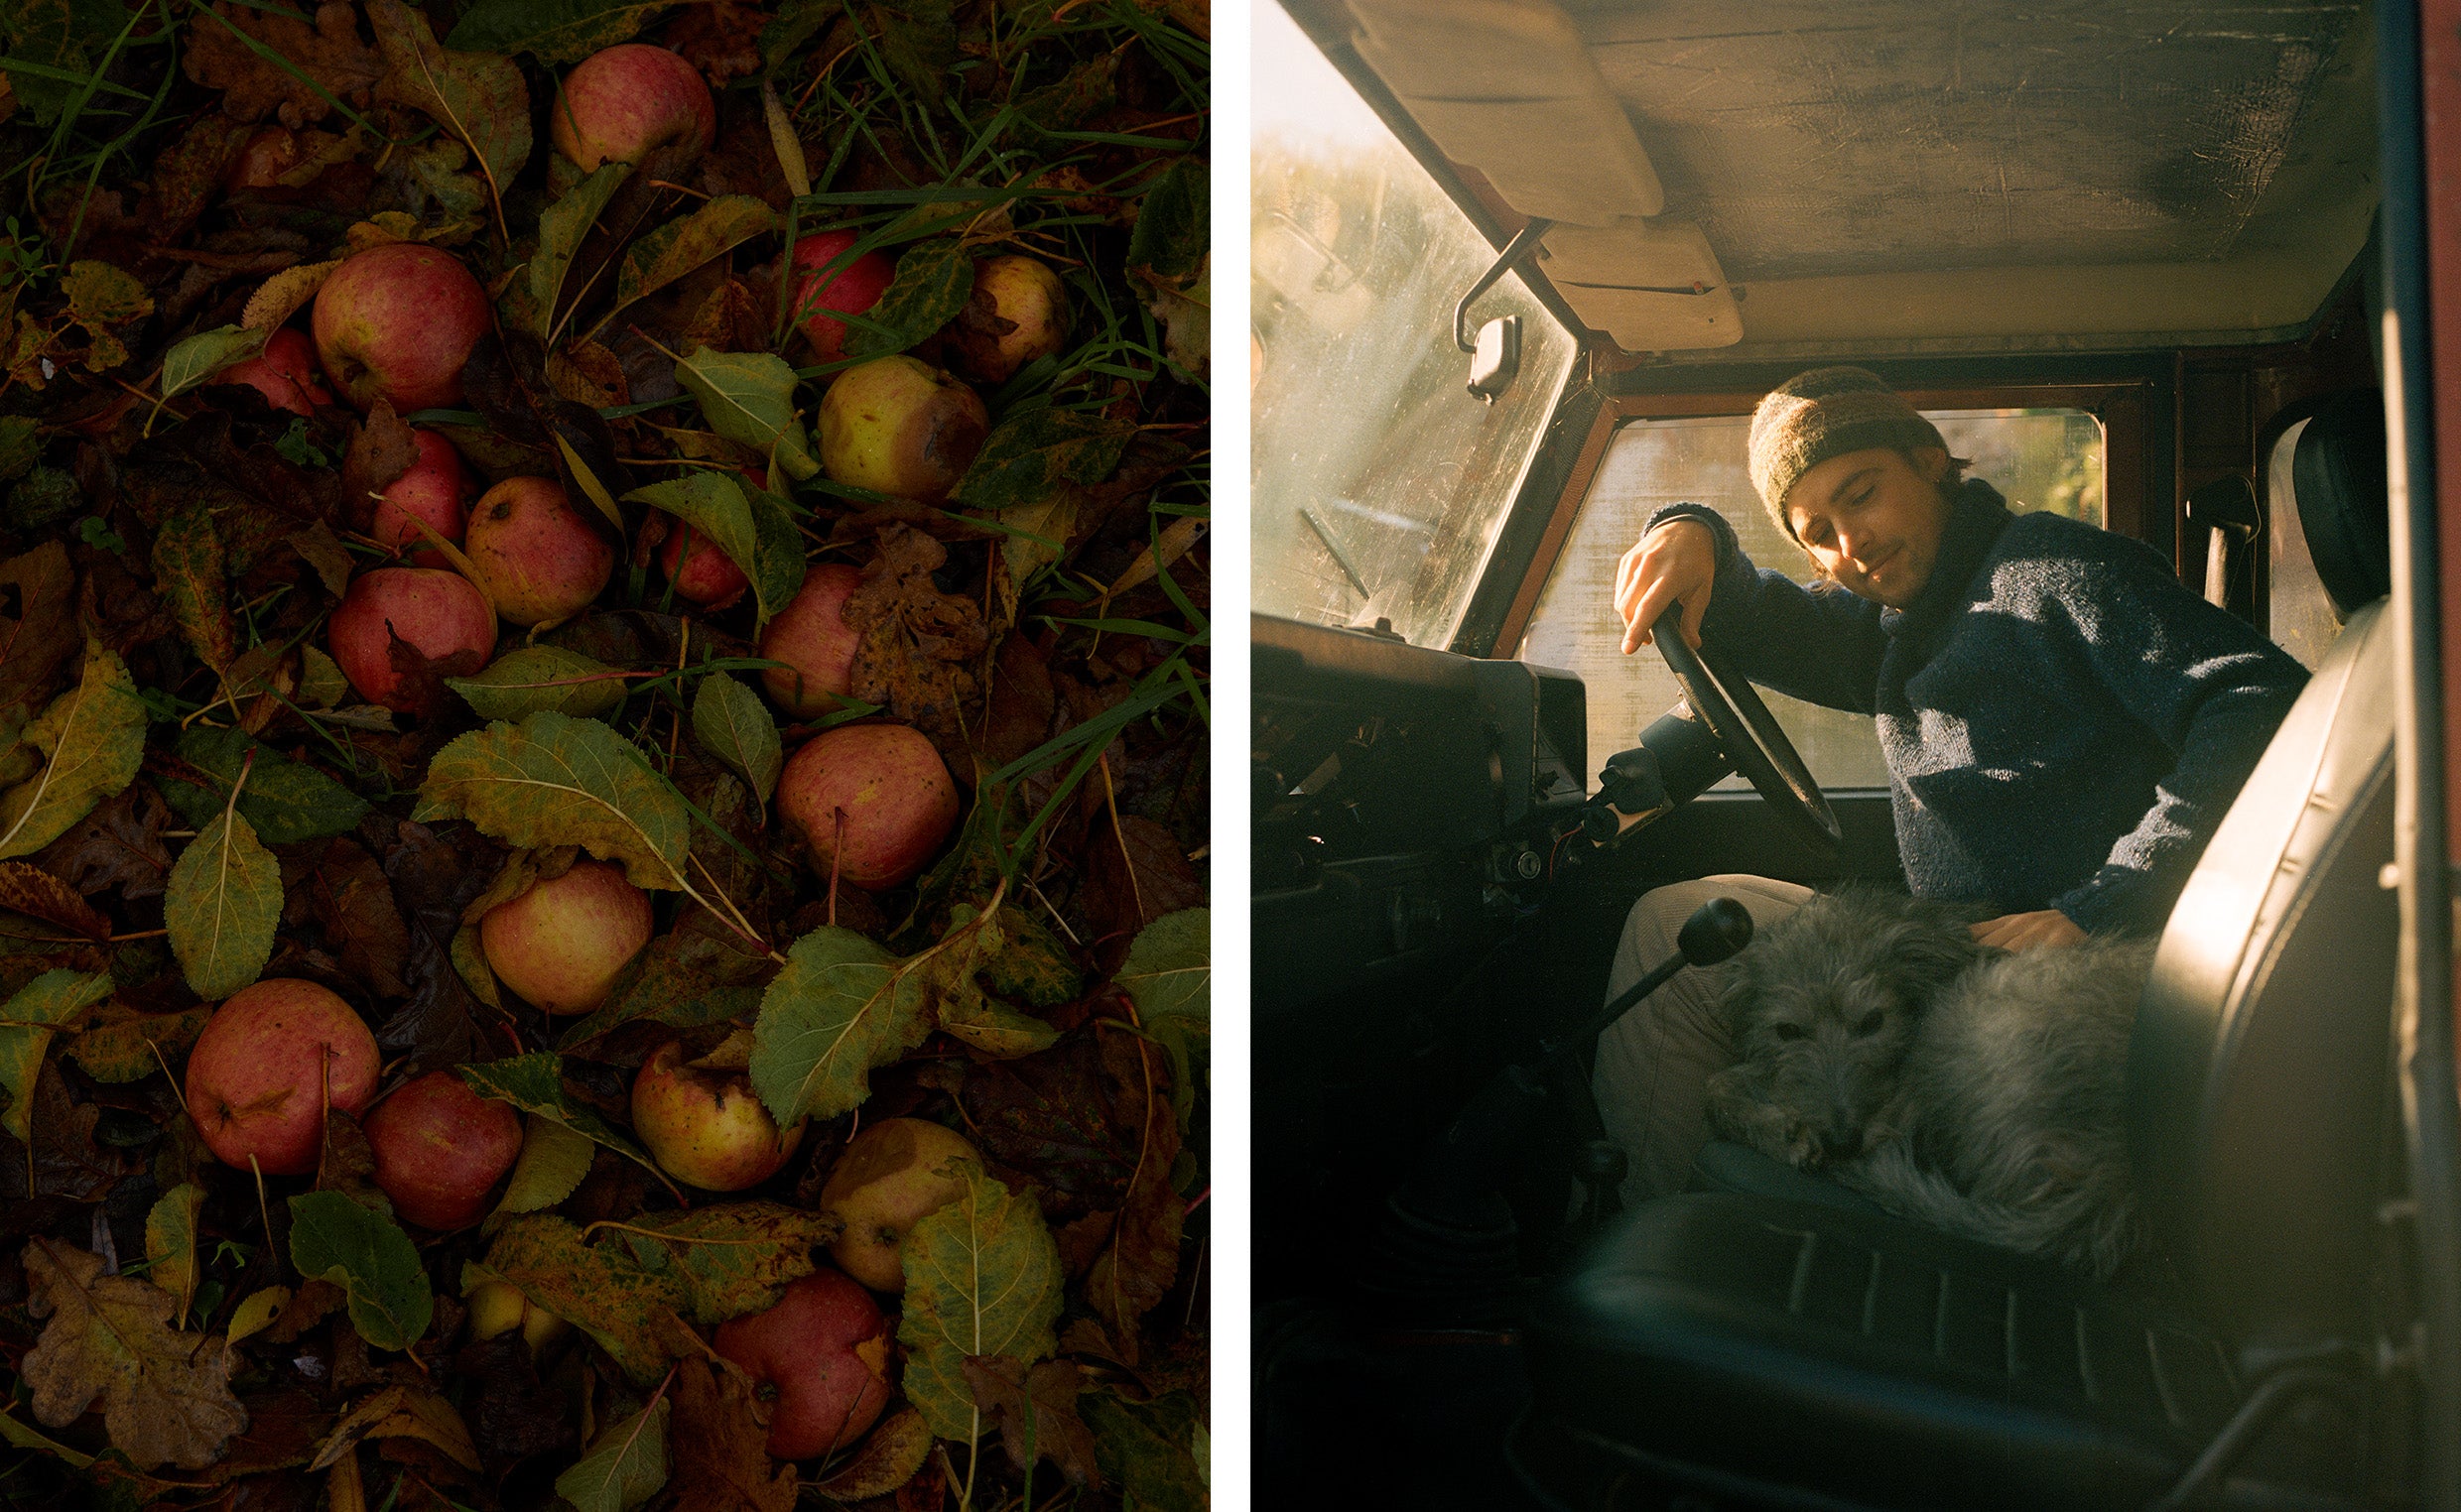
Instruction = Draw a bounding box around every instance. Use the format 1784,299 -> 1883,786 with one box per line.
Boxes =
556,1396 -> 669,1512
690,674 -> 781,808
32,780 -> 173,898
456,1052 -> 673,1194
282,836 -> 409,998
157,726 -> 371,844
669,1357 -> 797,1512
368,0 -> 532,222
489,1113 -> 595,1218
414,712 -> 692,891
964,1356 -> 1102,1487
608,195 -> 779,319
309,1384 -> 480,1473
814,1405 -> 932,1499
0,541 -> 77,724
1,641 -> 148,859
185,1 -> 383,126
843,238 -> 973,360
0,858 -> 110,939
146,1183 -> 207,1324
64,1002 -> 211,1082
163,325 -> 272,401
749,925 -> 935,1125
19,1236 -> 249,1471
288,1191 -> 433,1352
897,1159 -> 1063,1440
0,968 -> 112,1141
446,645 -> 630,720
165,803 -> 282,1001
1082,1389 -> 1205,1512
674,347 -> 819,479
1085,1032 -> 1181,1362
448,0 -> 678,65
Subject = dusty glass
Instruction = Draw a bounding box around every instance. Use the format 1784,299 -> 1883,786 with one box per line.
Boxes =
1249,2 -> 1578,648
1520,408 -> 2105,790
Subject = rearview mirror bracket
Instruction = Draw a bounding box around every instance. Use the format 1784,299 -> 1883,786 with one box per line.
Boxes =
1455,217 -> 1553,401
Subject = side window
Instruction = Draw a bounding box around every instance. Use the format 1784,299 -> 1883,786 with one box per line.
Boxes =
2265,418 -> 2341,669
1519,408 -> 2105,791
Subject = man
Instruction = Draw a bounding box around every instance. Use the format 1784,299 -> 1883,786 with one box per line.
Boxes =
1596,366 -> 2310,1200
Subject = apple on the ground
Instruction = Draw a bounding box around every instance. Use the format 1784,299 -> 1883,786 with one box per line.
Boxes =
371,429 -> 472,562
757,564 -> 865,717
551,44 -> 716,173
712,1269 -> 893,1458
184,978 -> 380,1176
463,476 -> 615,627
214,327 -> 331,417
950,256 -> 1069,384
776,723 -> 961,889
476,859 -> 652,1016
789,231 -> 897,364
817,356 -> 989,505
327,567 -> 498,718
630,1040 -> 806,1193
817,1117 -> 982,1292
658,521 -> 751,607
312,242 -> 490,414
364,1071 -> 525,1230
465,1278 -> 572,1354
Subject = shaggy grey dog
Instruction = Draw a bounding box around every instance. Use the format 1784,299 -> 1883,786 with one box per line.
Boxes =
1703,888 -> 2156,1278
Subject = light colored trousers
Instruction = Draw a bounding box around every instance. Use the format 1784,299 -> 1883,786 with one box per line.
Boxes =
1593,874 -> 1813,1204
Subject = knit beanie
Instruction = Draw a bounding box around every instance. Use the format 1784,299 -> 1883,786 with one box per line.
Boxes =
1747,367 -> 1947,540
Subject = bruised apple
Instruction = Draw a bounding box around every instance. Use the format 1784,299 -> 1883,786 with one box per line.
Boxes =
477,859 -> 652,1016
463,476 -> 615,627
789,230 -> 896,364
214,327 -> 331,416
185,979 -> 380,1176
312,242 -> 489,413
658,522 -> 750,606
465,1279 -> 572,1354
712,1269 -> 893,1458
327,567 -> 497,717
371,429 -> 472,562
817,356 -> 988,505
777,724 -> 960,889
364,1071 -> 524,1230
757,564 -> 864,717
817,1118 -> 981,1292
950,256 -> 1069,384
630,1041 -> 805,1192
551,44 -> 716,173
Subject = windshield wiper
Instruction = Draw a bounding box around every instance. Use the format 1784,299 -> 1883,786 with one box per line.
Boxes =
1300,505 -> 1373,600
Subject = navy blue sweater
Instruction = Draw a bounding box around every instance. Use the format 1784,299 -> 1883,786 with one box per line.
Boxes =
1657,481 -> 2310,936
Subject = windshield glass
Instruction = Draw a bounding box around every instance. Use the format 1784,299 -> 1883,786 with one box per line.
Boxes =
1249,2 -> 1578,648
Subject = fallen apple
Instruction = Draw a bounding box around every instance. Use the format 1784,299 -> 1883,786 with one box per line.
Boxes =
551,44 -> 717,174
776,723 -> 961,889
712,1269 -> 893,1458
757,564 -> 865,718
214,327 -> 332,417
370,428 -> 473,563
658,521 -> 751,607
327,566 -> 498,718
476,858 -> 653,1016
817,1117 -> 982,1292
364,1071 -> 524,1230
312,242 -> 490,414
817,355 -> 989,505
788,230 -> 897,364
630,1040 -> 805,1193
185,978 -> 380,1177
463,476 -> 615,627
465,1278 -> 573,1354
950,255 -> 1070,384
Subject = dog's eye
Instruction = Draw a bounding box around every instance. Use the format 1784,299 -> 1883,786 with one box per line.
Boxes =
1855,1010 -> 1885,1037
1772,1023 -> 1808,1042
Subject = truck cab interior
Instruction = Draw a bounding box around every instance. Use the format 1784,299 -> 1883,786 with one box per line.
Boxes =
1250,2 -> 2461,1508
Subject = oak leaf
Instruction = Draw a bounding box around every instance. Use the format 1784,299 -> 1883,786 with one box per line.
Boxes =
19,1236 -> 248,1470
185,1 -> 383,126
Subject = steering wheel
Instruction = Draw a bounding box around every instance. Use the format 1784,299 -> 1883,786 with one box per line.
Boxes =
1651,603 -> 1843,859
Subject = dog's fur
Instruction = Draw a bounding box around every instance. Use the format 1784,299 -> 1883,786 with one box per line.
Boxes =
1703,888 -> 2155,1277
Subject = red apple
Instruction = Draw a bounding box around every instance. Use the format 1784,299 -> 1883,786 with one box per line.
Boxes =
818,1118 -> 981,1293
463,476 -> 615,627
464,1278 -> 572,1354
363,1071 -> 524,1230
776,723 -> 960,889
658,522 -> 751,607
551,44 -> 717,174
758,564 -> 864,717
184,979 -> 380,1177
789,231 -> 897,365
817,356 -> 988,505
712,1270 -> 893,1458
371,428 -> 472,563
327,566 -> 498,717
214,327 -> 333,417
630,1041 -> 805,1192
950,256 -> 1070,384
476,859 -> 653,1016
312,242 -> 490,414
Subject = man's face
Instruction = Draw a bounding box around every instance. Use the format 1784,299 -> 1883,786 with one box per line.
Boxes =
1781,445 -> 1954,609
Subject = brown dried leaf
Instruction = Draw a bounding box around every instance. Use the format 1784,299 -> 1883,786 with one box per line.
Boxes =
665,1 -> 766,84
288,520 -> 357,599
815,1406 -> 933,1500
344,400 -> 421,523
317,1107 -> 389,1213
283,836 -> 410,997
261,1277 -> 347,1344
186,1 -> 384,127
669,1357 -> 797,1512
964,1356 -> 1103,1487
310,1384 -> 482,1473
0,1061 -> 117,1200
845,524 -> 990,759
452,1332 -> 576,1475
0,859 -> 111,940
1082,814 -> 1204,943
32,781 -> 175,899
1085,1032 -> 1182,1362
1,541 -> 80,723
19,1236 -> 249,1470
65,1003 -> 211,1083
378,821 -> 504,1075
244,259 -> 343,332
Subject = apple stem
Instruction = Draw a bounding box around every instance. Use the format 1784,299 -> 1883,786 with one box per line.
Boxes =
247,1154 -> 278,1279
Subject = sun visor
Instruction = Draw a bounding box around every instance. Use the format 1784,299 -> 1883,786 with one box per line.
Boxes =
1540,220 -> 1742,350
1349,0 -> 1662,225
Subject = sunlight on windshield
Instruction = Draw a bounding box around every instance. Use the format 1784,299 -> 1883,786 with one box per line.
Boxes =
1249,2 -> 1576,649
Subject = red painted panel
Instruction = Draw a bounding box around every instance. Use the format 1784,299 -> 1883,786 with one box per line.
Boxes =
2425,0 -> 2461,854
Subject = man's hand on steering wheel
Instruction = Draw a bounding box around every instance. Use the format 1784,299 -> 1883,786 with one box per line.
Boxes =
1617,518 -> 1719,654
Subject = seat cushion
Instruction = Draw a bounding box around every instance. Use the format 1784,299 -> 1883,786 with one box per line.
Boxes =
1690,1139 -> 1889,1218
1520,1194 -> 2243,1510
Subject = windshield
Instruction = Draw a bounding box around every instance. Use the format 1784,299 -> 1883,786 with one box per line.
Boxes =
1249,2 -> 1579,649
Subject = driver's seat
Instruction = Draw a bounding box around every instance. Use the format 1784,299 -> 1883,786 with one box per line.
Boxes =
1510,390 -> 2398,1510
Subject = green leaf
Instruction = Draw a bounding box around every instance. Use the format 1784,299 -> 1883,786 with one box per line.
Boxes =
690,675 -> 781,808
448,0 -> 672,65
758,0 -> 839,72
610,196 -> 779,315
63,261 -> 151,331
745,480 -> 810,614
674,347 -> 818,480
454,1052 -> 674,1194
0,415 -> 39,482
605,1202 -> 840,1326
1125,158 -> 1208,281
842,239 -> 973,361
298,645 -> 350,709
749,927 -> 933,1125
896,1160 -> 1062,1440
289,1191 -> 434,1352
555,1398 -> 669,1512
468,1215 -> 685,1383
870,0 -> 956,106
453,923 -> 503,1008
2,0 -> 129,125
555,920 -> 773,1051
529,162 -> 631,337
489,1114 -> 594,1219
161,325 -> 268,400
930,908 -> 1059,1058
1082,1390 -> 1207,1512
63,1004 -> 210,1083
156,726 -> 370,844
414,712 -> 691,891
164,808 -> 281,1002
978,907 -> 1082,1009
150,508 -> 234,674
0,969 -> 111,1143
1118,908 -> 1208,1025
625,473 -> 764,617
445,645 -> 630,720
144,1184 -> 205,1325
368,0 -> 532,216
951,406 -> 1137,512
0,640 -> 145,859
